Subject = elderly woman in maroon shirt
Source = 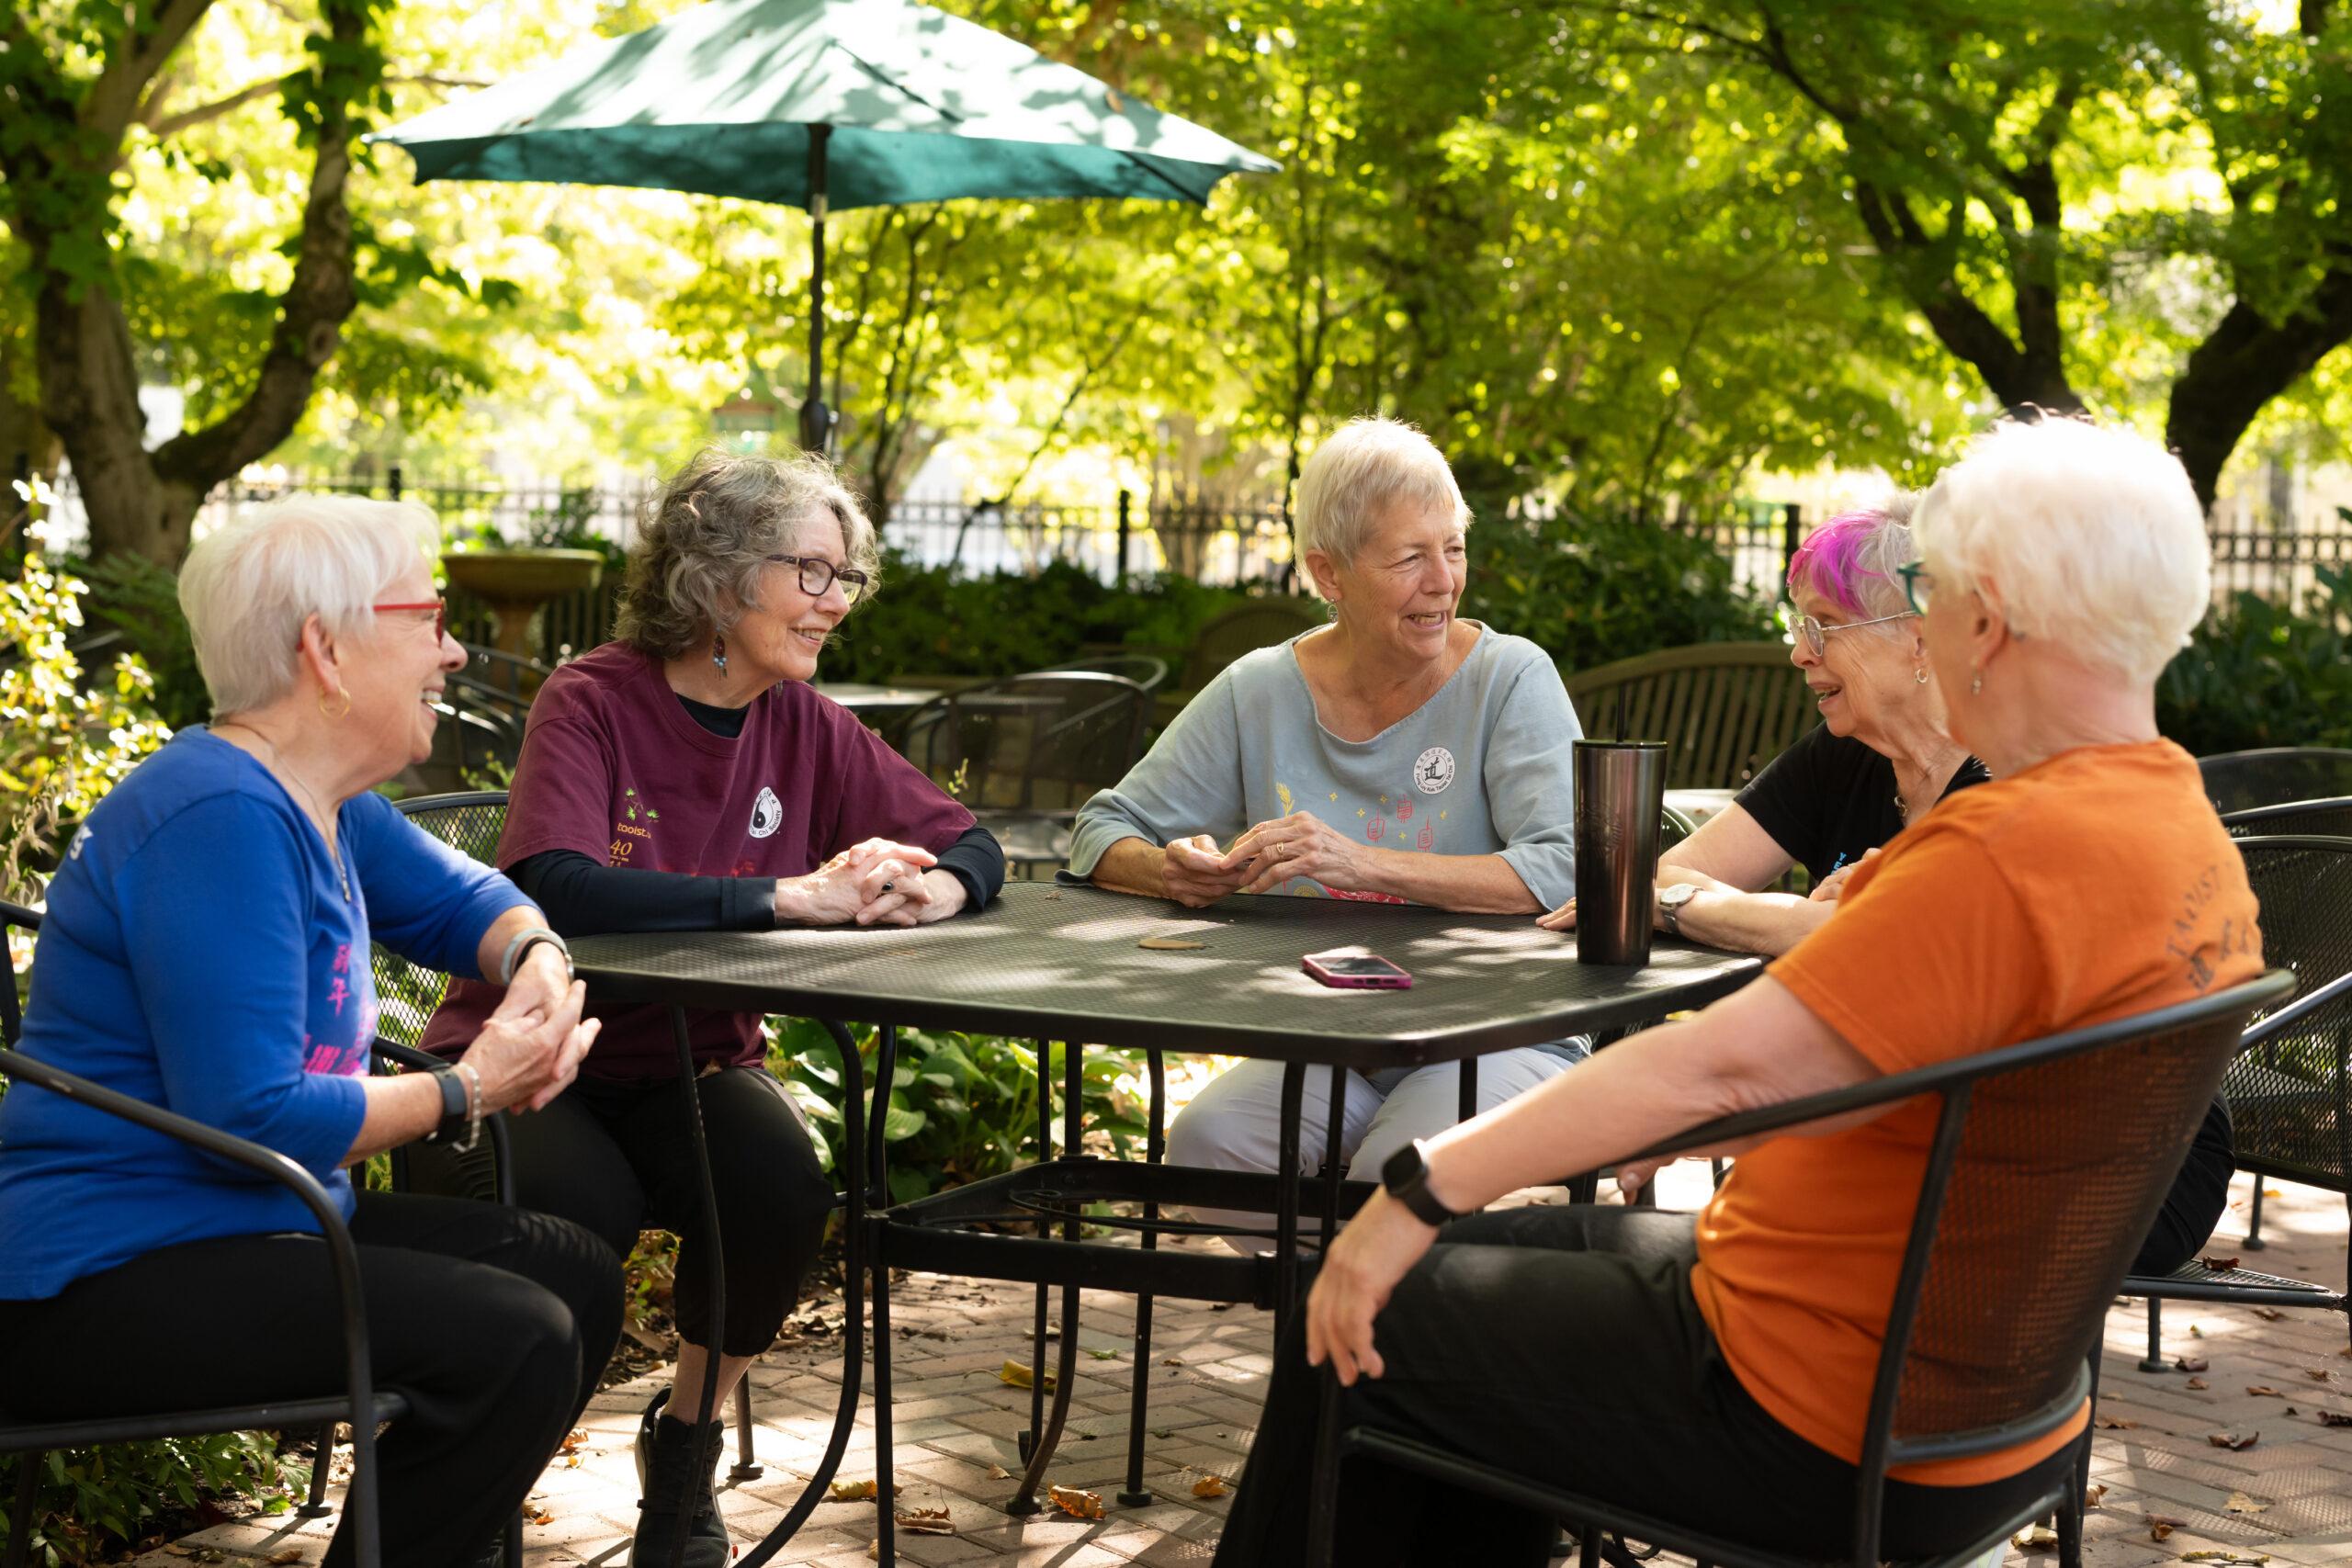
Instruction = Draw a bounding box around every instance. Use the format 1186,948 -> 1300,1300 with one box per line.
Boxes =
422,449 -> 1003,1567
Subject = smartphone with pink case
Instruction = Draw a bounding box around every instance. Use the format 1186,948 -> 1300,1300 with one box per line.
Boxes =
1301,951 -> 1414,989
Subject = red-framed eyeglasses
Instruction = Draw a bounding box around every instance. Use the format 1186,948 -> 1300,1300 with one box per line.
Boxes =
372,600 -> 448,640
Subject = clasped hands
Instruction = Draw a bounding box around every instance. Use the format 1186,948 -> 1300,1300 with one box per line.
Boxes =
1159,812 -> 1368,908
778,837 -> 968,928
464,942 -> 599,1114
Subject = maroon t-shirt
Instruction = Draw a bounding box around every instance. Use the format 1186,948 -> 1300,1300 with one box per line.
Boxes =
421,642 -> 976,1078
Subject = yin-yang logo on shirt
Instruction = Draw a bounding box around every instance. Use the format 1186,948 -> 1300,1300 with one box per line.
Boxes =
749,785 -> 784,839
1413,747 -> 1456,795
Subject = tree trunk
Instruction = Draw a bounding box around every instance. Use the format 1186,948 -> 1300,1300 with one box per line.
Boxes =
33,274 -> 206,562
2165,271 -> 2352,511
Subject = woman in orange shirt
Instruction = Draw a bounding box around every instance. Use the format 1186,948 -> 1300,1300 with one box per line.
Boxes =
1211,415 -> 2263,1567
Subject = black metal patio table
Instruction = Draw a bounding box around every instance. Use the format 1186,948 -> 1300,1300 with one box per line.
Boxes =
570,881 -> 1764,1566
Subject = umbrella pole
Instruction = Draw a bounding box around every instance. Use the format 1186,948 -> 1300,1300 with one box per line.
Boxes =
798,123 -> 834,457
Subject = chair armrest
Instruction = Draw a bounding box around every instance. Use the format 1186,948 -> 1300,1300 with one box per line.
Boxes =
366,1035 -> 517,1207
2236,966 -> 2352,1053
1594,968 -> 2296,1179
368,1037 -> 451,1076
0,898 -> 41,934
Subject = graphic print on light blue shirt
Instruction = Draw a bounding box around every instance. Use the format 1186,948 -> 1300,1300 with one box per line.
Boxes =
0,728 -> 528,1300
1067,622 -> 1584,908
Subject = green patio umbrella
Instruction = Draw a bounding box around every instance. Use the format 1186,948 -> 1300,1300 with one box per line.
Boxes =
376,0 -> 1278,452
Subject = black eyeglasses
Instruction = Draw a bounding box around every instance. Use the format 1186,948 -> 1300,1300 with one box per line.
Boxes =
768,554 -> 869,605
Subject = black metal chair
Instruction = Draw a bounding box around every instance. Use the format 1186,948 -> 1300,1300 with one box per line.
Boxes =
894,671 -> 1153,876
1046,652 -> 1170,694
2120,837 -> 2352,1358
1302,969 -> 2293,1568
0,901 -> 399,1568
2199,748 -> 2352,817
2222,795 -> 2352,840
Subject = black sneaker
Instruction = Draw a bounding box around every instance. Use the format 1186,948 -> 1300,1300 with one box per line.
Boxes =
631,1388 -> 732,1567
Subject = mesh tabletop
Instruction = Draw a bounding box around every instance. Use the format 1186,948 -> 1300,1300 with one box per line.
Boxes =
569,882 -> 1763,1066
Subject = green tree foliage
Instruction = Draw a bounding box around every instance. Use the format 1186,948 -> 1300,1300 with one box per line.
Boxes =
1545,0 -> 2352,504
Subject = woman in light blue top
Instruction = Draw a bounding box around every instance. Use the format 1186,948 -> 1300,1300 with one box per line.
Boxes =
1070,417 -> 1585,1250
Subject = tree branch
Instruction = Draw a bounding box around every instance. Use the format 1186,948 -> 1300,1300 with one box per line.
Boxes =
85,0 -> 218,144
141,73 -> 290,138
2167,254 -> 2352,507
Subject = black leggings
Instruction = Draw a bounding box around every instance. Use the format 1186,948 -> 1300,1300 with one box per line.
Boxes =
1212,1206 -> 2067,1568
415,1066 -> 835,1356
2133,1093 -> 2235,1276
0,1191 -> 619,1568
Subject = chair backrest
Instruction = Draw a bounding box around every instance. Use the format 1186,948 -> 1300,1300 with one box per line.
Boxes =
1048,653 -> 1170,694
1180,599 -> 1328,692
897,673 -> 1151,816
1561,641 -> 1812,790
2199,747 -> 2352,817
2223,795 -> 2352,840
2221,837 -> 2352,1192
372,792 -> 509,1046
1882,988 -> 2266,1462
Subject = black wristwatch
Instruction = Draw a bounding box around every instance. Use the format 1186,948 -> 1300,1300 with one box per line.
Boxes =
424,1066 -> 469,1145
1380,1138 -> 1463,1226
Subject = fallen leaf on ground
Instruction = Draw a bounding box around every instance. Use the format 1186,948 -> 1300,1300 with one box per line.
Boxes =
2177,1356 -> 2211,1372
2307,1368 -> 2335,1382
2011,1523 -> 2057,1551
1090,1348 -> 1118,1360
867,1543 -> 879,1561
1161,1355 -> 1185,1366
2317,1409 -> 2352,1427
2254,1307 -> 2286,1322
559,1428 -> 586,1454
999,1360 -> 1057,1392
2248,1385 -> 2284,1396
1048,1483 -> 1104,1519
831,1478 -> 878,1501
2203,1255 -> 2242,1272
2264,1187 -> 2282,1197
2192,1324 -> 2208,1337
2209,1430 -> 2260,1450
2224,1491 -> 2270,1515
2096,1416 -> 2140,1429
2148,1514 -> 2186,1541
1192,1474 -> 1230,1498
2179,1553 -> 2271,1564
2188,1376 -> 2211,1390
989,1464 -> 1012,1480
524,1505 -> 554,1525
895,1506 -> 955,1536
1137,937 -> 1206,951
2086,1483 -> 2108,1506
266,1552 -> 305,1566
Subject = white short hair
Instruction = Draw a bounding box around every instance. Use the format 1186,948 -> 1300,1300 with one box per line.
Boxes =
1912,417 -> 2210,683
180,494 -> 441,716
1294,418 -> 1471,598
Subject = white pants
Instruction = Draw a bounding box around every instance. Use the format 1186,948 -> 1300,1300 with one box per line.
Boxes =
1164,1047 -> 1577,1255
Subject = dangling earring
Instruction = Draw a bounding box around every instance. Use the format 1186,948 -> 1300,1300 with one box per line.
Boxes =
711,633 -> 728,679
318,687 -> 351,719
1913,665 -> 1929,686
1969,671 -> 1984,696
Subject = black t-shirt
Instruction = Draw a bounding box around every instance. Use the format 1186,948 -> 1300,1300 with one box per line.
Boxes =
1732,724 -> 1991,884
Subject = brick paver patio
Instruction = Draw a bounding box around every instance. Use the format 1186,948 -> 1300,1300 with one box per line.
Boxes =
143,1165 -> 2350,1568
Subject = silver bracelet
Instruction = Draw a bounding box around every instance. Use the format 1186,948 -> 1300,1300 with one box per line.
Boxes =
500,924 -> 571,986
454,1062 -> 483,1154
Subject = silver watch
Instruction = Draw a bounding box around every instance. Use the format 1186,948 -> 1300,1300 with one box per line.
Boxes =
1657,883 -> 1701,937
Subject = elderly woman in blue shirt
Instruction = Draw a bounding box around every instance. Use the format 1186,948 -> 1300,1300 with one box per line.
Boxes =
1071,417 -> 1584,1249
0,497 -> 618,1568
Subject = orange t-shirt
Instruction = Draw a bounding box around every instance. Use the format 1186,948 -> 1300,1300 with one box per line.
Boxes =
1689,739 -> 2263,1486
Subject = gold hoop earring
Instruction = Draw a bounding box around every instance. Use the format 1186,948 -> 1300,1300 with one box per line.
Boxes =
1913,666 -> 1929,686
319,688 -> 352,719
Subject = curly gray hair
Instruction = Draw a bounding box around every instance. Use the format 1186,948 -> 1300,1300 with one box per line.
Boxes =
617,447 -> 881,660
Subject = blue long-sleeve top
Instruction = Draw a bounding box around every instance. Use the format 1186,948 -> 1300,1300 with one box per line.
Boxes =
0,728 -> 529,1300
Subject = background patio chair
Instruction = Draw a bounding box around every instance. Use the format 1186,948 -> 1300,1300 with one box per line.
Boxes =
1303,969 -> 2292,1568
2120,836 -> 2352,1360
1561,641 -> 1813,790
0,901 -> 400,1568
894,671 -> 1153,878
1045,652 -> 1170,694
2222,795 -> 2352,840
1153,597 -> 1328,727
2199,747 -> 2352,817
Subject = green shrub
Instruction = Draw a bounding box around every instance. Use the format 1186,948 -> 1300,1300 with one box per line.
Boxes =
0,1435 -> 305,1567
2159,564 -> 2352,755
767,1018 -> 1148,1203
1460,511 -> 1781,676
77,552 -> 209,733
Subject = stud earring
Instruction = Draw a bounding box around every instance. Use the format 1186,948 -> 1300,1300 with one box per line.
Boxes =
711,633 -> 728,678
1970,671 -> 1984,696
